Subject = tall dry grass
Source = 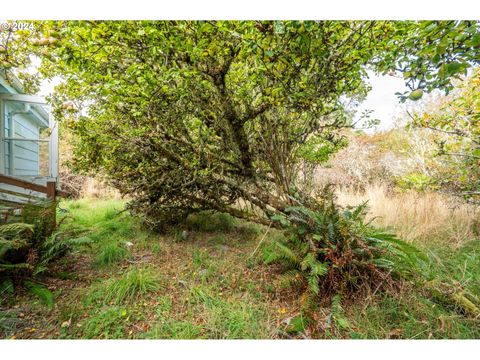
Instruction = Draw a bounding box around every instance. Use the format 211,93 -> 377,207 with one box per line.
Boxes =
80,177 -> 123,199
336,183 -> 479,247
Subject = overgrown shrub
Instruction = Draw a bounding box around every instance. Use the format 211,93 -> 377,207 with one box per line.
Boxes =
264,186 -> 426,327
397,173 -> 438,191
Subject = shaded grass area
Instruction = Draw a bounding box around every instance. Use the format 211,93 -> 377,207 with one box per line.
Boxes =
347,291 -> 479,339
1,198 -> 479,339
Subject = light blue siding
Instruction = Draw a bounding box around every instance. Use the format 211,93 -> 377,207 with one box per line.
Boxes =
0,75 -> 57,207
4,101 -> 40,176
4,115 -> 10,174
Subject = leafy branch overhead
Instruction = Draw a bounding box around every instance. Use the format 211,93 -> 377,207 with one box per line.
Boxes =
2,20 -> 475,228
409,68 -> 480,204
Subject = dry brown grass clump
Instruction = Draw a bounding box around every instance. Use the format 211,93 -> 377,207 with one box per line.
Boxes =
79,177 -> 122,199
59,171 -> 122,200
336,183 -> 479,247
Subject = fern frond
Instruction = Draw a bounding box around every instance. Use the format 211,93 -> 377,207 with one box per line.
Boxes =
0,263 -> 33,272
0,238 -> 13,258
300,252 -> 315,271
299,290 -> 318,314
278,269 -> 305,289
66,236 -> 94,246
39,230 -> 92,265
311,261 -> 328,277
264,241 -> 301,268
0,223 -> 34,238
307,274 -> 320,295
301,252 -> 328,277
331,294 -> 350,330
24,281 -> 54,309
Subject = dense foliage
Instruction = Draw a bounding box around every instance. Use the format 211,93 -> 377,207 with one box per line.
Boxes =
39,20 -> 381,227
263,187 -> 427,325
373,21 -> 480,99
410,69 -> 480,203
1,21 -> 479,322
11,20 -> 473,229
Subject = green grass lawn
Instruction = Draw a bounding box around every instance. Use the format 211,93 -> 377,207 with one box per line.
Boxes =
1,198 -> 479,339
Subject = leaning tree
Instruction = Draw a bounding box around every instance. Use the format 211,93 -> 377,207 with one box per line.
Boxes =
38,20 -> 380,227
4,21 -> 479,317
25,20 -> 478,229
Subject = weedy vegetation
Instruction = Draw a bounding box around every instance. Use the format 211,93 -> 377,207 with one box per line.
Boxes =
1,20 -> 479,339
1,197 -> 478,339
0,201 -> 92,311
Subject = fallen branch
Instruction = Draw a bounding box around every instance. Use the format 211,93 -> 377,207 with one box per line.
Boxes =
247,222 -> 272,260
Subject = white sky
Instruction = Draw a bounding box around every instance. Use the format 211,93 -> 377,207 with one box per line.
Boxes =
38,77 -> 59,97
354,70 -> 411,133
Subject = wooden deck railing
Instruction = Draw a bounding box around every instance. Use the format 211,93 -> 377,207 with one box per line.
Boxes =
0,174 -> 69,200
0,174 -> 70,224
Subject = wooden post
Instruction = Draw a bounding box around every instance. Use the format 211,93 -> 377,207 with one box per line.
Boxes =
46,181 -> 56,201
46,181 -> 57,232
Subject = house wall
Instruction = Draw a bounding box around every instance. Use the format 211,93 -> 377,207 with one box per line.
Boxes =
3,101 -> 40,176
0,75 -> 58,207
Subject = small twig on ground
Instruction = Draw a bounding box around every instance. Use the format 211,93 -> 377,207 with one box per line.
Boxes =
247,222 -> 272,260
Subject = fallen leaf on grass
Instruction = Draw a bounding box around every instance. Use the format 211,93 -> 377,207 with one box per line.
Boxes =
61,319 -> 71,328
388,328 -> 404,339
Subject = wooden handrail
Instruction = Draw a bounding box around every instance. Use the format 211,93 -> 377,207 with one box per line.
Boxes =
0,174 -> 69,198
